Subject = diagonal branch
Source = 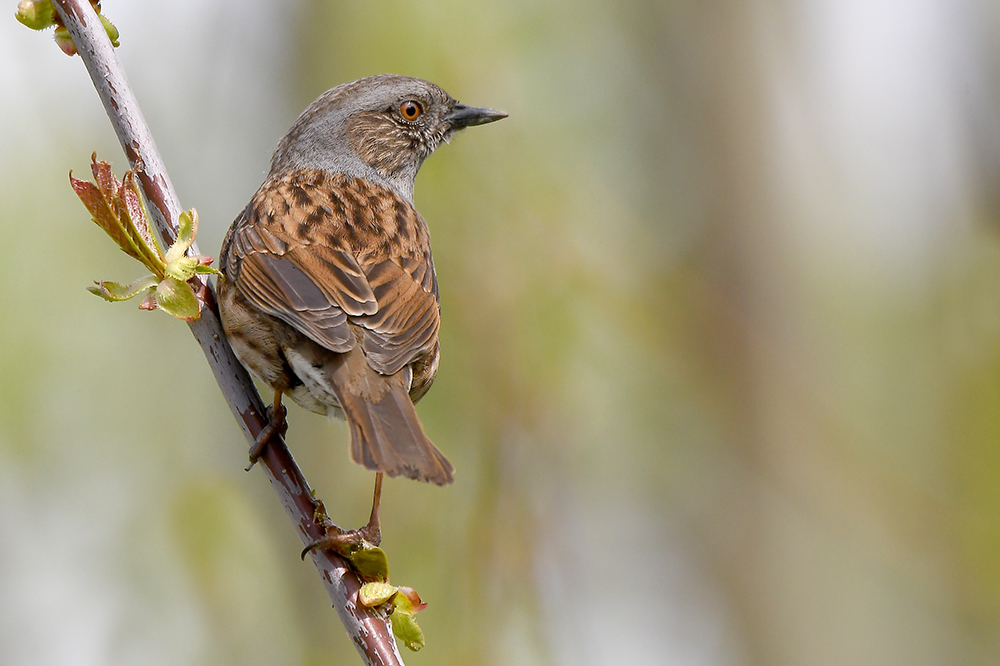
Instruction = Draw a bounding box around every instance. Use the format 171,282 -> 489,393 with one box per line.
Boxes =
48,1 -> 404,664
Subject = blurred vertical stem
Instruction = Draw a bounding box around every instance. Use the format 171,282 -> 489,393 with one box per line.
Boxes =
45,1 -> 405,664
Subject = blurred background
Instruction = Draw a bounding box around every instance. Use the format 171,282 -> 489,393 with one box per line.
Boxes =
3,0 -> 1000,664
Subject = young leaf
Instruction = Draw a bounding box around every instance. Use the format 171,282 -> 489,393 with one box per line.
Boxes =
348,543 -> 390,582
393,587 -> 427,614
53,25 -> 76,56
390,608 -> 425,651
358,582 -> 398,607
69,174 -> 131,257
98,12 -> 119,47
70,157 -> 156,268
164,209 -> 197,265
73,156 -> 216,321
91,154 -> 118,199
153,277 -> 201,321
163,210 -> 216,282
120,171 -> 162,265
14,0 -> 56,30
17,0 -> 120,55
88,274 -> 159,302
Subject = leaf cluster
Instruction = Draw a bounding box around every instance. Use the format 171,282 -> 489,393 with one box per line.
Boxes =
15,0 -> 119,56
71,154 -> 219,320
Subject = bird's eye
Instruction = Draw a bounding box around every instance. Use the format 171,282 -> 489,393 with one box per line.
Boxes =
399,100 -> 423,121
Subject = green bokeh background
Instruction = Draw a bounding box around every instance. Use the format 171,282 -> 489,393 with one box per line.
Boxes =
3,1 -> 1000,665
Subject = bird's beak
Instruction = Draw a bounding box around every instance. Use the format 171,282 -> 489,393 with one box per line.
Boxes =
447,103 -> 508,128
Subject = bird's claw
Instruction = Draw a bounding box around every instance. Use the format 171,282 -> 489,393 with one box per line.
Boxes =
246,400 -> 287,470
300,522 -> 382,560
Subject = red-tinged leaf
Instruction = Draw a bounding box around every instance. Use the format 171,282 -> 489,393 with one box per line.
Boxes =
394,587 -> 427,614
139,292 -> 158,311
70,171 -> 140,260
120,171 -> 161,263
120,173 -> 144,226
72,158 -> 166,270
386,585 -> 427,651
69,174 -> 108,219
53,26 -> 76,56
91,155 -> 117,198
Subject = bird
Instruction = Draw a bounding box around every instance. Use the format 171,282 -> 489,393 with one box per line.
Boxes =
217,74 -> 506,546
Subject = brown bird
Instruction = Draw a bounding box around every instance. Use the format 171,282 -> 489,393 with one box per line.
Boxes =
218,74 -> 506,544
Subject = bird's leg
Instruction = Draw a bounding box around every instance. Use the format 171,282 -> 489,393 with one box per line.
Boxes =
300,473 -> 384,560
359,472 -> 383,545
246,390 -> 287,469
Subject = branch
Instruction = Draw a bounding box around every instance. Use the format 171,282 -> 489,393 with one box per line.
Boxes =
47,1 -> 404,663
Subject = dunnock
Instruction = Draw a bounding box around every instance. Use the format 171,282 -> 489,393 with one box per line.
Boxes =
218,75 -> 505,542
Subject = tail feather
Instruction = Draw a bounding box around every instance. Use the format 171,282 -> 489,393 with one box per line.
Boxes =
326,351 -> 454,485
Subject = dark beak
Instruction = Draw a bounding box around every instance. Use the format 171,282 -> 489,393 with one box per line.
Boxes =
447,103 -> 508,128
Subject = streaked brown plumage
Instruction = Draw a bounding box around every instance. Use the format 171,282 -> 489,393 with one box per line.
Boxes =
219,169 -> 449,483
218,75 -> 505,494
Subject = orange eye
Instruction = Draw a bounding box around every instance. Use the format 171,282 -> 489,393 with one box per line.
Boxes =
399,100 -> 423,121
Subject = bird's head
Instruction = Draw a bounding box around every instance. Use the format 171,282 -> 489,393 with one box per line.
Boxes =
270,75 -> 506,202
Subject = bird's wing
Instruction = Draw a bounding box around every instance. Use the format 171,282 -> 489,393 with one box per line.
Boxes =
354,252 -> 440,375
226,173 -> 440,370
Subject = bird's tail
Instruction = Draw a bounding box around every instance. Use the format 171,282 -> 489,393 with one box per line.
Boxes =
326,353 -> 454,486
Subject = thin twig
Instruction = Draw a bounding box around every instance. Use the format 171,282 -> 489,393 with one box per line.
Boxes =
48,1 -> 404,663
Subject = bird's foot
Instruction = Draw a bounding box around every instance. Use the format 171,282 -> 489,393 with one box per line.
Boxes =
301,473 -> 383,559
246,393 -> 287,470
300,522 -> 382,560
